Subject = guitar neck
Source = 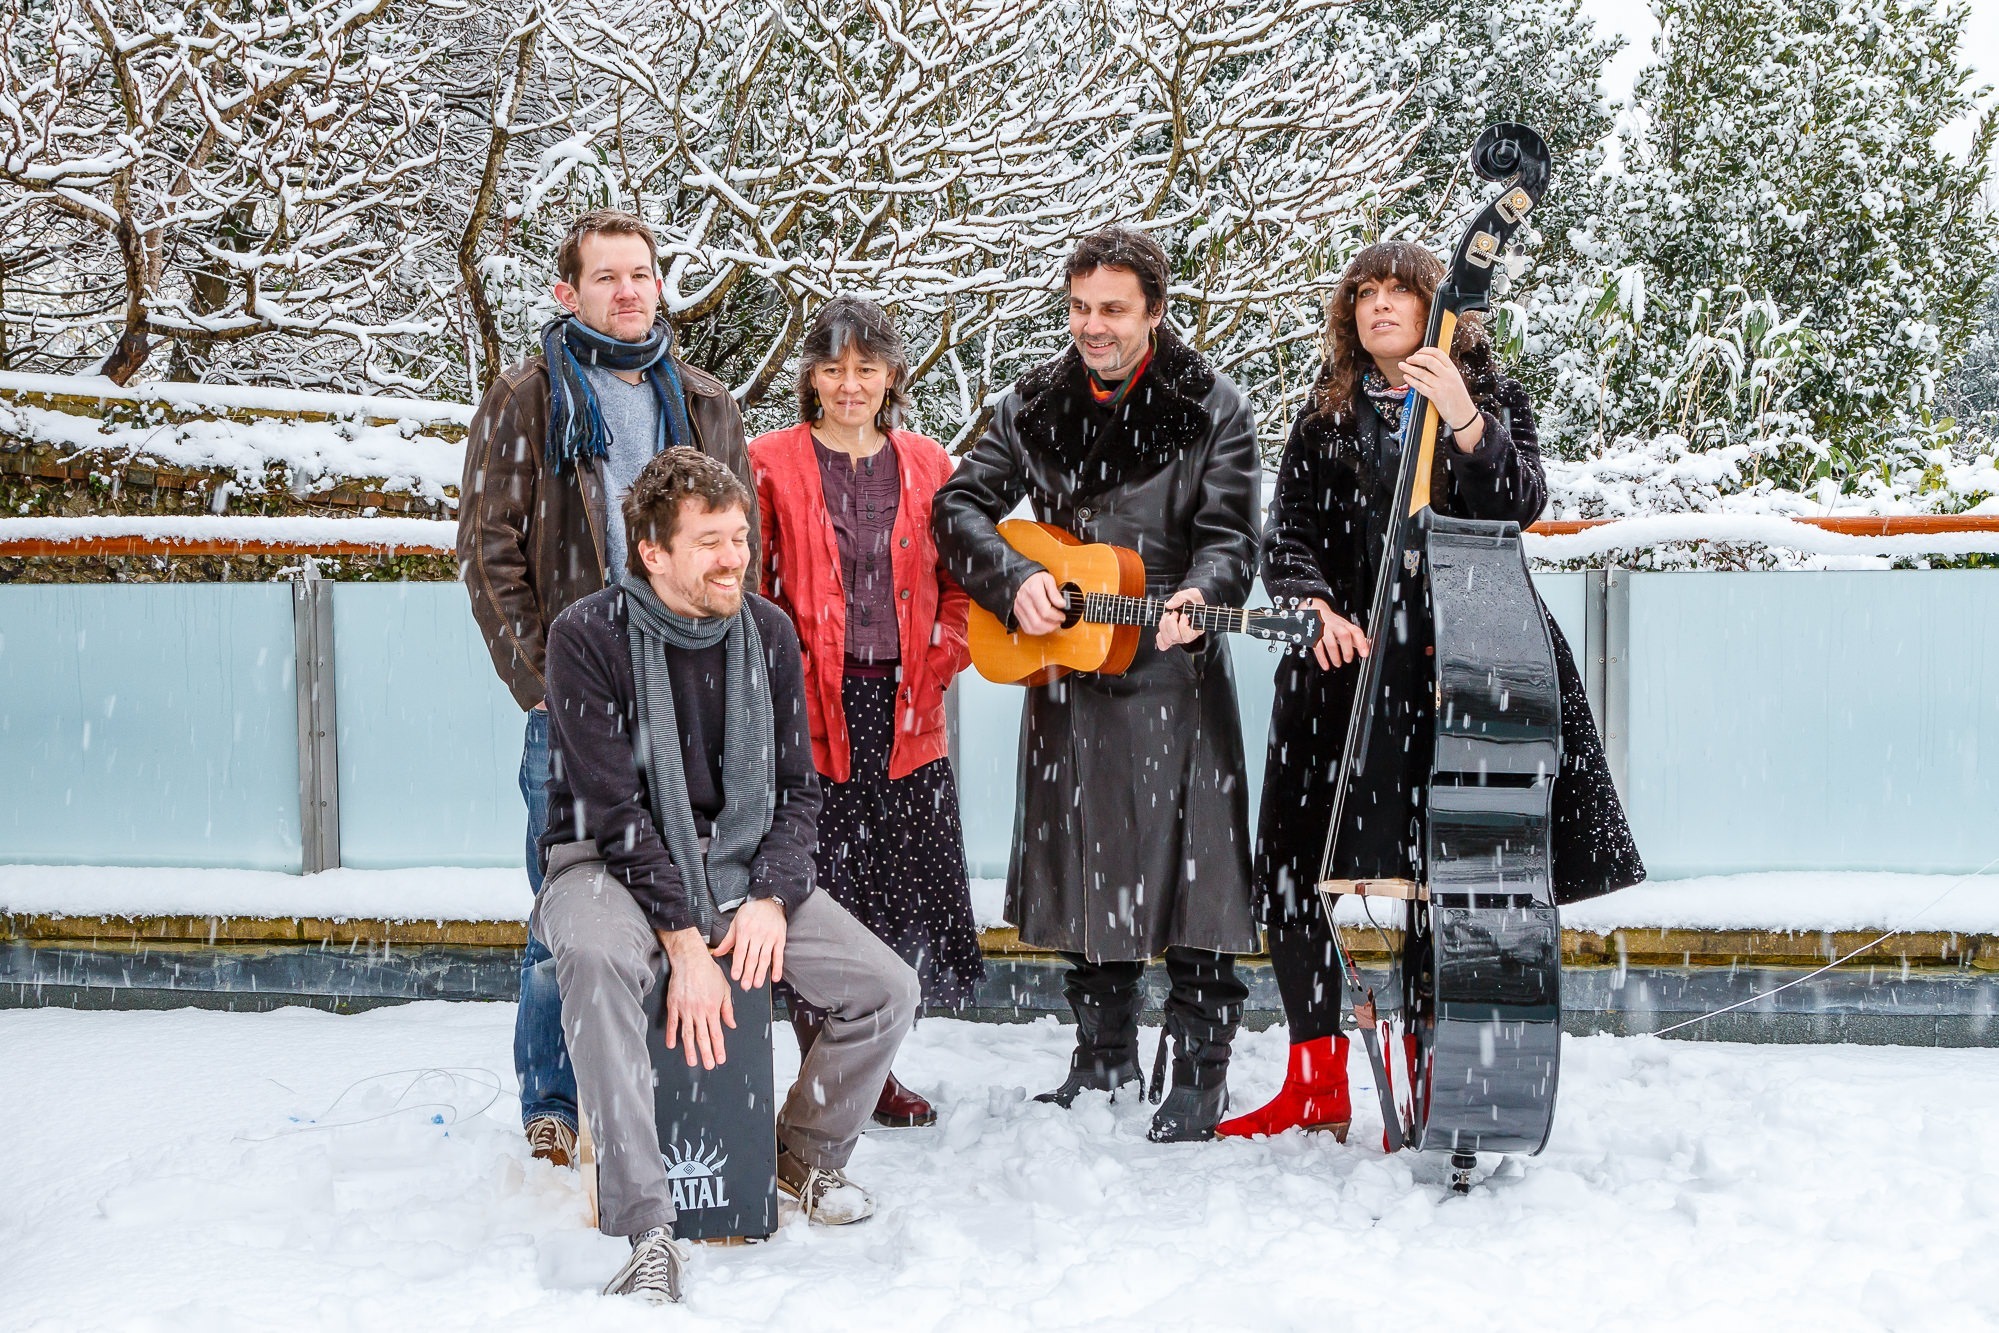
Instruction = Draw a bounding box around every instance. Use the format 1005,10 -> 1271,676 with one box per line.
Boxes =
1073,591 -> 1248,635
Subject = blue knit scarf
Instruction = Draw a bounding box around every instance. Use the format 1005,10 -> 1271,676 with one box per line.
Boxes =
540,314 -> 694,474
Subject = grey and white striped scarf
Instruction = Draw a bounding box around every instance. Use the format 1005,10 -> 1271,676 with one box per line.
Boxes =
619,574 -> 774,943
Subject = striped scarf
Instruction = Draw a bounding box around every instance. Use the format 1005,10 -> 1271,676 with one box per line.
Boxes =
1084,334 -> 1157,414
541,314 -> 694,475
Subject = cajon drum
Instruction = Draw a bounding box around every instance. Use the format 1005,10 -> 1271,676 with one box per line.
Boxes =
641,969 -> 778,1241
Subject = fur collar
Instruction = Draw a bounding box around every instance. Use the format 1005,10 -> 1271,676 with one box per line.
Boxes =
1013,326 -> 1216,499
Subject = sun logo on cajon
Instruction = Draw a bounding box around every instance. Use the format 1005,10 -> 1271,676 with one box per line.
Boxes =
661,1141 -> 732,1212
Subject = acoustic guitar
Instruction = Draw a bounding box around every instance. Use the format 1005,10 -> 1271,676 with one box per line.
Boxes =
967,519 -> 1321,684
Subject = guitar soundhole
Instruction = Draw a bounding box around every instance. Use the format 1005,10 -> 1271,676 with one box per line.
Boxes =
1058,583 -> 1087,630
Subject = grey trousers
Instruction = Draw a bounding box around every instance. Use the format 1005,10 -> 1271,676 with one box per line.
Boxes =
532,842 -> 921,1238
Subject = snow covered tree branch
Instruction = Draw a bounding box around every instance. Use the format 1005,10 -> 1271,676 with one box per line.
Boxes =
0,0 -> 456,385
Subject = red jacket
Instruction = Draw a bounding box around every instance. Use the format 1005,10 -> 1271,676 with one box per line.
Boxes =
749,423 -> 971,783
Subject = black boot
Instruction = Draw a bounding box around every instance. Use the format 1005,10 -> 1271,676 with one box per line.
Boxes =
1035,970 -> 1142,1107
1146,949 -> 1244,1143
1147,1082 -> 1230,1143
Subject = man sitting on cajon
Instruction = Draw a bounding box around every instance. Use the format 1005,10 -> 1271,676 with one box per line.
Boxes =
536,447 -> 920,1304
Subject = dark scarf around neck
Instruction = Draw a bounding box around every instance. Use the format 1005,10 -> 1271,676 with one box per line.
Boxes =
542,314 -> 695,475
1012,325 -> 1215,500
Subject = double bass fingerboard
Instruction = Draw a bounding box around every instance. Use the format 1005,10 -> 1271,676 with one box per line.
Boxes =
1072,591 -> 1249,633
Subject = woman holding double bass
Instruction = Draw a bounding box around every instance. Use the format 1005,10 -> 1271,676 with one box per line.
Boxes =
1217,240 -> 1645,1142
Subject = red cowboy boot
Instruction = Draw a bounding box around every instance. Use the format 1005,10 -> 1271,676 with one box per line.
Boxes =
1376,1031 -> 1422,1152
1215,1035 -> 1351,1141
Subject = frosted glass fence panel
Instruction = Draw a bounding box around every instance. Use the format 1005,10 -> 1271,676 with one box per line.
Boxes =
1624,571 -> 1998,878
332,584 -> 523,869
1536,572 -> 1587,671
954,674 -> 1020,881
2,570 -> 1986,881
0,585 -> 300,869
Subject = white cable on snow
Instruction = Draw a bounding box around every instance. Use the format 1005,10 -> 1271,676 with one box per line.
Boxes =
240,1066 -> 509,1141
1648,855 -> 1999,1037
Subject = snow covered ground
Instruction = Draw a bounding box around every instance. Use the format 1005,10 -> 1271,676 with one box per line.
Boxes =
8,1003 -> 1997,1331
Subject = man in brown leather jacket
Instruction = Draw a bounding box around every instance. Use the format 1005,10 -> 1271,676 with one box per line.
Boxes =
456,208 -> 757,1165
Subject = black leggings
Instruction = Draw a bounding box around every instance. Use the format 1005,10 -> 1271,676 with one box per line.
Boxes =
1267,913 -> 1346,1045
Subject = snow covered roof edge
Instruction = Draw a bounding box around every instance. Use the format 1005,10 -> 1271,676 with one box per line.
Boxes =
0,371 -> 472,429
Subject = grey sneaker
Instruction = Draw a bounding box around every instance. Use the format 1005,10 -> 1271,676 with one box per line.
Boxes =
525,1116 -> 577,1167
602,1226 -> 688,1304
776,1144 -> 876,1225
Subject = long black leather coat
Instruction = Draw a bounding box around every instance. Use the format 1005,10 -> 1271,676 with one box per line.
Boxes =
1256,376 -> 1644,928
933,330 -> 1262,961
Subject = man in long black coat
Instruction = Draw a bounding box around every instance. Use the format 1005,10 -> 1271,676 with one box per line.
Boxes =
933,227 -> 1262,1142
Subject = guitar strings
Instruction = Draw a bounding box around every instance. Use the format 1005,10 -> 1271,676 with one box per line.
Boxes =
1073,591 -> 1256,633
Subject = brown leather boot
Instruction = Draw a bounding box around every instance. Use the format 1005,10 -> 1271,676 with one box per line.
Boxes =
872,1073 -> 938,1128
525,1115 -> 577,1167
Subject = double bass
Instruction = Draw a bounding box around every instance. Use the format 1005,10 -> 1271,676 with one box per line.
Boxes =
1315,124 -> 1562,1193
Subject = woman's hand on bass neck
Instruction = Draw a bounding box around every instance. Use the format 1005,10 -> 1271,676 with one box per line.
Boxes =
1397,346 -> 1484,451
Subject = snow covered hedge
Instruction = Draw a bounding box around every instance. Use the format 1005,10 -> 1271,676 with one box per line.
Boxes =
6,370 -> 1996,573
0,373 -> 465,512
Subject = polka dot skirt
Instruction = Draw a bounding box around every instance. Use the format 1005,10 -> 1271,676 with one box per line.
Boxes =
814,672 -> 986,1008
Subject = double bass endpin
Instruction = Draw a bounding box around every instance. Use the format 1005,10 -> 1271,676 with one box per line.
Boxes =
1450,1150 -> 1477,1195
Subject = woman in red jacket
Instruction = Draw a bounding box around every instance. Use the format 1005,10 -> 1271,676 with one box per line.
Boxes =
750,295 -> 983,1128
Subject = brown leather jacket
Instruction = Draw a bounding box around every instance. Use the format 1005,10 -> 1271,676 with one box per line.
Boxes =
456,354 -> 758,710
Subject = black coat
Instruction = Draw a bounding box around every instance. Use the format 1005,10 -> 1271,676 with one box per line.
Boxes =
1255,377 -> 1644,928
933,329 -> 1262,961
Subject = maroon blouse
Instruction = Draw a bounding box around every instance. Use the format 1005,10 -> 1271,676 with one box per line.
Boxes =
813,435 -> 901,667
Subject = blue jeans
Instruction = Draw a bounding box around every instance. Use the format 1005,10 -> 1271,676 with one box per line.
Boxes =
518,707 -> 578,1129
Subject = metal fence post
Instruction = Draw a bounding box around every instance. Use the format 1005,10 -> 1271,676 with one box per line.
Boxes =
1602,566 -> 1630,801
1582,569 -> 1608,734
292,559 -> 341,872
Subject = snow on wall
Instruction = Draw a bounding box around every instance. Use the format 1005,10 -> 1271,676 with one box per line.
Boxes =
0,865 -> 528,925
5,865 -> 1994,937
1523,514 -> 1999,562
1,373 -> 467,504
